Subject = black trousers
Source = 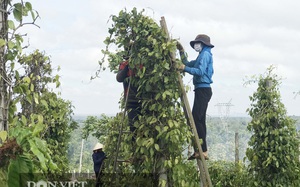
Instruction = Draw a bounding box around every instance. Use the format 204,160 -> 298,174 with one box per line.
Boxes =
192,87 -> 212,152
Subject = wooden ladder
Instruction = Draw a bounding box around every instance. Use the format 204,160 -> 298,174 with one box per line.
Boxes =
160,16 -> 213,187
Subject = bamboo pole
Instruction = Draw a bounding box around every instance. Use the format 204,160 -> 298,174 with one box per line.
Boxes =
160,16 -> 213,187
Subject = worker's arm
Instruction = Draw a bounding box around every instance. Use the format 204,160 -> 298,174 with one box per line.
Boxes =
184,52 -> 210,76
116,64 -> 129,82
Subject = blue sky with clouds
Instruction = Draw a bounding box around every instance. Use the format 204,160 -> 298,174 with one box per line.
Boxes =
21,0 -> 300,117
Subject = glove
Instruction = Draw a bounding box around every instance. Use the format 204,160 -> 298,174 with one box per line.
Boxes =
176,64 -> 185,71
179,64 -> 185,71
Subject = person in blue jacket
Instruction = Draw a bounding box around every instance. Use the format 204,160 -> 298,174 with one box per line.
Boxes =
177,34 -> 214,160
92,143 -> 106,187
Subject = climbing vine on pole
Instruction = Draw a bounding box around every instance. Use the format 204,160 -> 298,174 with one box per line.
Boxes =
98,8 -> 200,186
245,66 -> 300,186
1,1 -> 77,185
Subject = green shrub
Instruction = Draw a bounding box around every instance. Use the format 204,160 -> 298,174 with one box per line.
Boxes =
209,160 -> 248,187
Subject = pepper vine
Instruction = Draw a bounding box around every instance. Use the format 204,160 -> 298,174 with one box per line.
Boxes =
246,66 -> 300,186
97,8 -> 201,186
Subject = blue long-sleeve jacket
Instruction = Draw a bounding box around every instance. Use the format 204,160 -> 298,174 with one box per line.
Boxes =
92,151 -> 106,173
180,46 -> 214,89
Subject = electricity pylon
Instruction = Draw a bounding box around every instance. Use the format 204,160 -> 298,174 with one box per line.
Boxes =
215,99 -> 234,160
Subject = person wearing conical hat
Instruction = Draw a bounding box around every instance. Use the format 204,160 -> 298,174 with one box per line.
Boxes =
177,34 -> 214,160
92,143 -> 106,187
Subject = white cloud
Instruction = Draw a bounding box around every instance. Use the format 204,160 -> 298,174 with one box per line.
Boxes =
21,0 -> 300,116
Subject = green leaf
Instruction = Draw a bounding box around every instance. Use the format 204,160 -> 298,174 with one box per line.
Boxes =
23,76 -> 31,83
49,161 -> 58,170
149,117 -> 157,124
150,148 -> 154,157
7,159 -> 20,187
41,100 -> 49,110
33,138 -> 47,154
154,144 -> 160,151
163,62 -> 170,70
0,131 -> 8,142
13,7 -> 22,22
32,122 -> 44,136
37,115 -> 43,124
30,84 -> 34,91
0,169 -> 8,187
28,139 -> 47,171
25,95 -> 32,104
21,115 -> 27,126
0,39 -> 5,47
33,93 -> 39,104
30,10 -> 36,20
7,155 -> 31,187
173,121 -> 179,127
7,20 -> 15,30
167,120 -> 174,128
25,2 -> 32,10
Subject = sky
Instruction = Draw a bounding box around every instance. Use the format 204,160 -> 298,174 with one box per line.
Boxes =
20,0 -> 300,117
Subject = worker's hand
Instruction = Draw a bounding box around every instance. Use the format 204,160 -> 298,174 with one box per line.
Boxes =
176,41 -> 184,51
176,64 -> 185,71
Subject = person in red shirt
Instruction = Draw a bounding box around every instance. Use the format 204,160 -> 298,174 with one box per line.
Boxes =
116,56 -> 140,142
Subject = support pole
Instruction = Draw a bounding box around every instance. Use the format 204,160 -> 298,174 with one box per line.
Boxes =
160,16 -> 213,187
79,139 -> 84,173
235,132 -> 239,164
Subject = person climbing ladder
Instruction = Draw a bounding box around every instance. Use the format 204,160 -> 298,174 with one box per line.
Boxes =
177,34 -> 214,160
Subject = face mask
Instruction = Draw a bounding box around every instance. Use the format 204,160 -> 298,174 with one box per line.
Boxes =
194,43 -> 202,52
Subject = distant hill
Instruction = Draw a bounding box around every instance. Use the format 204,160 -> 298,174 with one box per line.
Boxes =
69,115 -> 300,171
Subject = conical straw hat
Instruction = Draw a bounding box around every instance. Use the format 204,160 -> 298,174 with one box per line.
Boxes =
93,143 -> 103,151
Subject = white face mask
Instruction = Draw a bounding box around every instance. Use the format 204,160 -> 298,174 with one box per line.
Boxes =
194,43 -> 202,52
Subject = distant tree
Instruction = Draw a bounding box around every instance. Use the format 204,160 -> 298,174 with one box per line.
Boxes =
68,125 -> 97,173
245,66 -> 300,186
0,1 -> 77,185
82,115 -> 111,143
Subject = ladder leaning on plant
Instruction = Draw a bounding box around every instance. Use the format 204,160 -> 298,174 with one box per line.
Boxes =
110,16 -> 213,187
160,16 -> 213,187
